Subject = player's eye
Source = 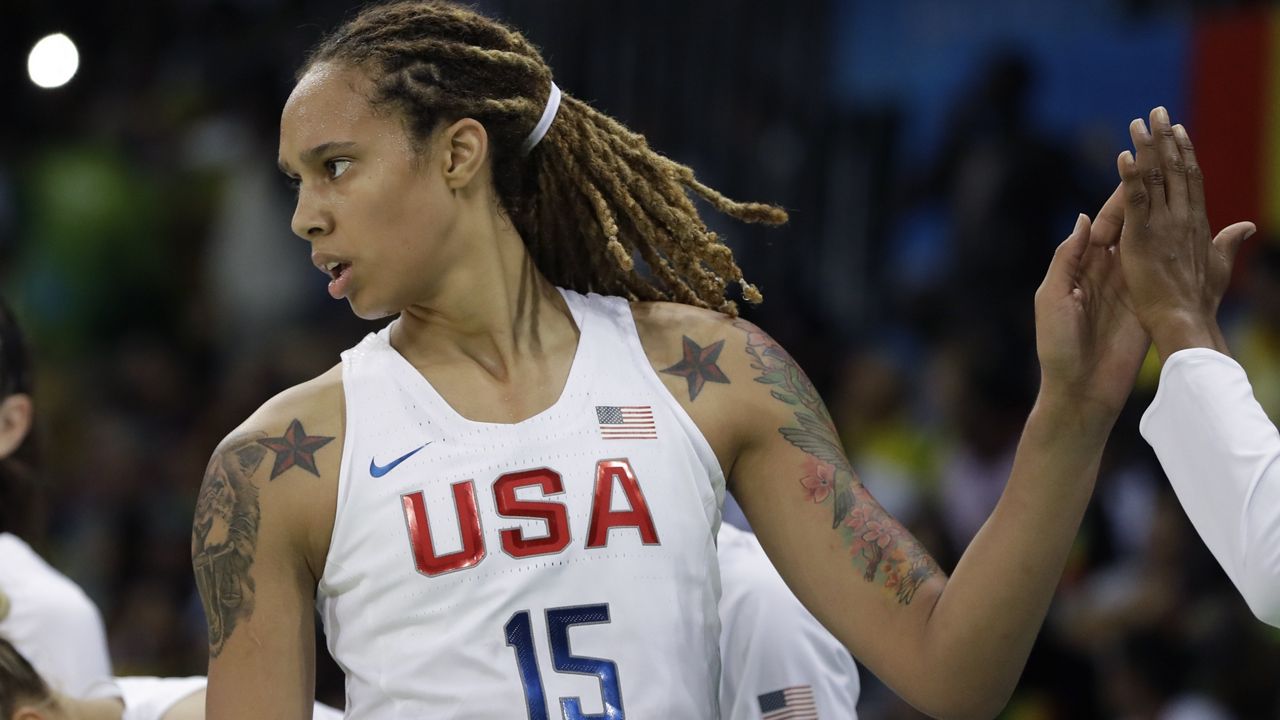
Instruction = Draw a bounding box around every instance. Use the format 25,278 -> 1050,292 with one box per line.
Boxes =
327,159 -> 352,179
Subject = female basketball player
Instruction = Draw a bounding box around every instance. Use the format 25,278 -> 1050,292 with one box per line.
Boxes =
196,2 -> 1146,717
1114,108 -> 1276,626
0,298 -> 117,702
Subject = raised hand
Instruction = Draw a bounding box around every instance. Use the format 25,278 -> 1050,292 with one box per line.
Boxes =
1116,106 -> 1256,361
1034,187 -> 1149,423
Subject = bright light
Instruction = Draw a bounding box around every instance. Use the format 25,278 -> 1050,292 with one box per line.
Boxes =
27,33 -> 79,89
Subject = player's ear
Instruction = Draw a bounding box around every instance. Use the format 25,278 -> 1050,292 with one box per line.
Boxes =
0,393 -> 33,460
439,118 -> 489,191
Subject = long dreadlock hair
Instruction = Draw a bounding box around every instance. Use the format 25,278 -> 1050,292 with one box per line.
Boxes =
303,0 -> 787,315
0,296 -> 42,542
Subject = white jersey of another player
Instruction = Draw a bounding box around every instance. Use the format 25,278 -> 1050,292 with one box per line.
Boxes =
718,522 -> 860,719
318,289 -> 725,718
0,532 -> 118,700
1141,348 -> 1280,626
113,677 -> 343,720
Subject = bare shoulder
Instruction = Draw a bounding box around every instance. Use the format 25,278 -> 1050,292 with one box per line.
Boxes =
629,301 -> 785,465
193,364 -> 344,657
236,363 -> 345,447
208,360 -> 344,536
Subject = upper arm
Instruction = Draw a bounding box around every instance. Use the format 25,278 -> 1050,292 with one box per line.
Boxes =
720,320 -> 948,685
635,307 -> 947,695
194,372 -> 342,719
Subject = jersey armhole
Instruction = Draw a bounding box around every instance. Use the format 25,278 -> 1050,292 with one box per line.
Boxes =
611,298 -> 727,516
317,355 -> 359,597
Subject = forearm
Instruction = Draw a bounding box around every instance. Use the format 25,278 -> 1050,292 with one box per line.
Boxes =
920,398 -> 1108,717
1141,349 -> 1280,626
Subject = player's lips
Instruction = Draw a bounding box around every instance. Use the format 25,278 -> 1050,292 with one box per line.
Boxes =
312,253 -> 353,299
311,252 -> 351,279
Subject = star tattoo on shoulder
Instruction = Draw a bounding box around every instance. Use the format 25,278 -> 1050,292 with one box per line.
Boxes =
661,336 -> 730,401
257,419 -> 334,480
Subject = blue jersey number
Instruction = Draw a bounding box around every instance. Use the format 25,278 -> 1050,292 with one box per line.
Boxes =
504,604 -> 625,720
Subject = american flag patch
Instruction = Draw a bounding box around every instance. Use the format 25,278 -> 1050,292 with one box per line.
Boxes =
595,405 -> 657,440
759,685 -> 817,720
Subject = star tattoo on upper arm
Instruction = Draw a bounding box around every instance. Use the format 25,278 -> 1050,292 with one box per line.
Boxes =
661,336 -> 730,401
257,419 -> 334,479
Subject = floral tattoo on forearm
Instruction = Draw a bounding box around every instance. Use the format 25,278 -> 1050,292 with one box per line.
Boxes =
735,321 -> 940,604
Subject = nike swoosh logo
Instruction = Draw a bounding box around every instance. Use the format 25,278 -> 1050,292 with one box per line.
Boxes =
369,443 -> 431,478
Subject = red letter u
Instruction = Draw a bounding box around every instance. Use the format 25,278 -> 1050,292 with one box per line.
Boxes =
401,481 -> 486,576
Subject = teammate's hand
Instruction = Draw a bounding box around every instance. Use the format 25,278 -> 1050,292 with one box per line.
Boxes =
1034,187 -> 1148,423
1116,107 -> 1255,361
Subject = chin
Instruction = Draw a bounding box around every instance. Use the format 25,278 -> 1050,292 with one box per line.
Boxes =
346,295 -> 399,322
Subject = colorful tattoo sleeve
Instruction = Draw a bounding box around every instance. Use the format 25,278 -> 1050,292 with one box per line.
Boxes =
736,321 -> 940,604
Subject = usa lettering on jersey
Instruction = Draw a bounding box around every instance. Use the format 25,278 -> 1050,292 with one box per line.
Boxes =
400,458 -> 660,577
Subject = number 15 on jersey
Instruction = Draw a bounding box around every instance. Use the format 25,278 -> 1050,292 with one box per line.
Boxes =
505,603 -> 625,720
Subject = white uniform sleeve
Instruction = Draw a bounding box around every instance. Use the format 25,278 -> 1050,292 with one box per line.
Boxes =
1140,348 -> 1280,626
717,523 -> 859,719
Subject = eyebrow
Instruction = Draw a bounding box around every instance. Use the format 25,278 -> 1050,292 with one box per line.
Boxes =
277,141 -> 358,174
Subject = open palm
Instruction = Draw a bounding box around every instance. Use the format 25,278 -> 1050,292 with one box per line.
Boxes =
1035,187 -> 1149,420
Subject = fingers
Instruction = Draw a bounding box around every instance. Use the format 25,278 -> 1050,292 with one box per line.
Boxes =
1149,106 -> 1188,214
1117,150 -> 1148,241
1173,123 -> 1206,214
1044,213 -> 1091,297
1212,221 -> 1257,267
1090,183 -> 1125,247
1129,117 -> 1166,212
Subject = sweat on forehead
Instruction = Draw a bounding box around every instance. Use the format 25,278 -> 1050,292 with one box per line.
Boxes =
278,64 -> 415,172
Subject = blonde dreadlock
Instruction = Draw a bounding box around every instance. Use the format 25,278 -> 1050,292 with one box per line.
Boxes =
304,0 -> 786,315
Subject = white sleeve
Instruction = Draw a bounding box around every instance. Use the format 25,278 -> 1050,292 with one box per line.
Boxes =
1140,348 -> 1280,626
717,524 -> 860,719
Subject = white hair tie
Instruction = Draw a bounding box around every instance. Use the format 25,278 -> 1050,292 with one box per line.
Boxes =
520,82 -> 561,155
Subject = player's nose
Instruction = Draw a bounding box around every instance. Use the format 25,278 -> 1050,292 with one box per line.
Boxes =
291,189 -> 333,241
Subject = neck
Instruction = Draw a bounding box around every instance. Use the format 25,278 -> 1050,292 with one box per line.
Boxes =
392,210 -> 576,378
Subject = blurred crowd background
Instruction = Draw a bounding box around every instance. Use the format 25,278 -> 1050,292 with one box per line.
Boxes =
4,0 -> 1280,717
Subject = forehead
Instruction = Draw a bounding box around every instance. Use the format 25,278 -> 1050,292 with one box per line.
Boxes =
279,63 -> 385,155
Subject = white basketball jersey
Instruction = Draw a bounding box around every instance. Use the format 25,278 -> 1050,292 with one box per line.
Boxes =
318,289 -> 725,719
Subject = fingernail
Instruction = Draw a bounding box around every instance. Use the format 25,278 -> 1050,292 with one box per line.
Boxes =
1120,150 -> 1135,165
1174,124 -> 1188,142
1155,106 -> 1169,124
1245,227 -> 1257,241
1131,118 -> 1149,138
1075,212 -> 1088,233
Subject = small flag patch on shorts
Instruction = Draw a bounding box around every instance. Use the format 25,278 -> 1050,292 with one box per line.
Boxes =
595,405 -> 657,440
759,685 -> 817,719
